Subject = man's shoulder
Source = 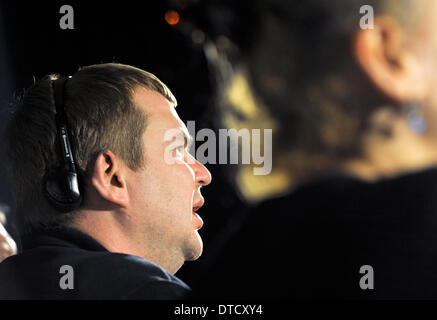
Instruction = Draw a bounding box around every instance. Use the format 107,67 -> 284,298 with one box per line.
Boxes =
81,251 -> 191,297
71,250 -> 190,299
0,244 -> 190,299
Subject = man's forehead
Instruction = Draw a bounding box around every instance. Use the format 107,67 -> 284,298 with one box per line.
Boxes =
134,87 -> 192,142
134,87 -> 174,112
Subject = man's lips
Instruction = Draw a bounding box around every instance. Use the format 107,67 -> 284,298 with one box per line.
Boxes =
192,199 -> 205,230
193,198 -> 204,212
192,211 -> 203,230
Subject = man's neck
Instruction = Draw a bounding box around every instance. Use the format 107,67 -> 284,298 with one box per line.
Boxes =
71,210 -> 133,254
342,116 -> 437,181
71,209 -> 183,274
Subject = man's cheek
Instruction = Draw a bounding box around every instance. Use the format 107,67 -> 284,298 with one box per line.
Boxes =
183,162 -> 196,181
169,161 -> 196,182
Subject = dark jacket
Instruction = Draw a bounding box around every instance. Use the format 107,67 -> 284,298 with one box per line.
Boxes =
198,167 -> 437,299
0,227 -> 190,299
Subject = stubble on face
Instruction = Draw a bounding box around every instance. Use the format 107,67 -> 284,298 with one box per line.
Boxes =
128,87 -> 204,272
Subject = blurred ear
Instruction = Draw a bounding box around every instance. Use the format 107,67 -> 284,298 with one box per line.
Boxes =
354,17 -> 426,103
91,150 -> 129,208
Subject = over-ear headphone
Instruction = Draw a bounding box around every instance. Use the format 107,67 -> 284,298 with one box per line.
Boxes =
44,76 -> 82,213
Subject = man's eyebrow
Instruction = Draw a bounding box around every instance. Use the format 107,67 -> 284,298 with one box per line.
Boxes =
183,131 -> 194,148
165,128 -> 194,147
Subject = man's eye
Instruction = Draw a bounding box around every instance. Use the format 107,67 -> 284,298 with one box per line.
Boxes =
174,146 -> 184,157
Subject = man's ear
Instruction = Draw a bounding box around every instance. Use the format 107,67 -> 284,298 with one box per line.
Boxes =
354,17 -> 426,103
91,150 -> 129,208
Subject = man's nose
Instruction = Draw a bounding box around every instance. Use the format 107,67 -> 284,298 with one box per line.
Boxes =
193,158 -> 212,187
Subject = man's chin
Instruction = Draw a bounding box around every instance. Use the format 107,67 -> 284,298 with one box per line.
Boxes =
185,231 -> 203,261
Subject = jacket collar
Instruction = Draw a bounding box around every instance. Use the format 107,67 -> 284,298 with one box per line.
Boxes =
20,227 -> 108,252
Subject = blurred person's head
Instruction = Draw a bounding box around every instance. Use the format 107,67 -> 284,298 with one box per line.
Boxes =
214,0 -> 437,190
2,63 -> 211,273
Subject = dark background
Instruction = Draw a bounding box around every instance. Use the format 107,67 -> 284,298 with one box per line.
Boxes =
0,0 -> 250,286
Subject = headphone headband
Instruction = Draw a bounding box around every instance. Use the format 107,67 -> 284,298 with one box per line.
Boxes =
52,76 -> 71,117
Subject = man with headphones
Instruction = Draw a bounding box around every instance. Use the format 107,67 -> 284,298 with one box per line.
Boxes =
0,63 -> 211,299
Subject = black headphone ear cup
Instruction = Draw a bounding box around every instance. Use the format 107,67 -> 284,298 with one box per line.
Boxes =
44,167 -> 82,213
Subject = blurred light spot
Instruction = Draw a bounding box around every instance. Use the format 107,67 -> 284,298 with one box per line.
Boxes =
165,10 -> 180,26
191,29 -> 205,44
227,72 -> 259,118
